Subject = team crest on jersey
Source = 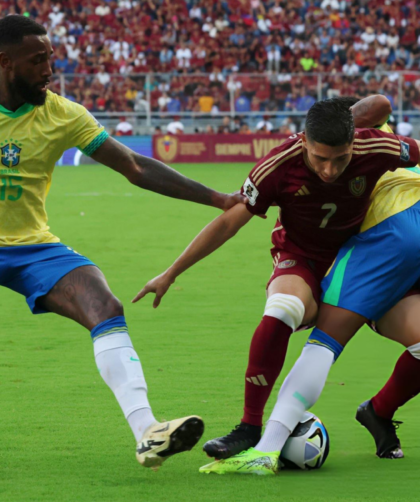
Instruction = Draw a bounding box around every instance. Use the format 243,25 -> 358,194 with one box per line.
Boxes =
0,140 -> 22,168
156,135 -> 178,162
278,259 -> 297,269
243,177 -> 259,206
400,140 -> 410,162
349,176 -> 366,197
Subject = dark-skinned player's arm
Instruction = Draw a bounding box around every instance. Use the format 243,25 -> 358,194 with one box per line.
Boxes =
132,204 -> 254,307
350,94 -> 392,128
90,136 -> 246,211
350,96 -> 420,152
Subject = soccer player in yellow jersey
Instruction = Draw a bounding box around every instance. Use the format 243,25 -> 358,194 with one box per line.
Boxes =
0,15 -> 246,469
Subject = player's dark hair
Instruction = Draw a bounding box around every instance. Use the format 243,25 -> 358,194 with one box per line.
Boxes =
305,98 -> 355,146
0,15 -> 47,49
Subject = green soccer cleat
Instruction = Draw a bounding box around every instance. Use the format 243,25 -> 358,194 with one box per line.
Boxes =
199,447 -> 279,476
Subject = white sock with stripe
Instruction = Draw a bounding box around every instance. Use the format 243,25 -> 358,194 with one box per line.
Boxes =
258,344 -> 334,453
94,332 -> 156,442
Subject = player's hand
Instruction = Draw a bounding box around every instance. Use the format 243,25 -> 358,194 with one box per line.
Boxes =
132,271 -> 175,308
219,191 -> 248,212
219,191 -> 267,219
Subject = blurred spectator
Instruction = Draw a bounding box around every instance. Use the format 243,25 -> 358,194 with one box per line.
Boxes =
158,92 -> 171,112
300,52 -> 317,72
190,5 -> 202,20
113,118 -> 133,136
160,45 -> 174,66
95,66 -> 111,86
205,125 -> 215,134
235,95 -> 251,113
396,117 -> 413,137
54,53 -> 68,73
167,117 -> 185,135
342,58 -> 359,76
198,91 -> 214,113
256,115 -> 274,132
266,44 -> 281,73
176,42 -> 192,69
239,123 -> 251,134
167,94 -> 182,113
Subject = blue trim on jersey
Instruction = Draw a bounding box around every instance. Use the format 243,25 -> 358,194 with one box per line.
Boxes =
0,243 -> 96,314
79,130 -> 109,157
91,316 -> 128,342
306,328 -> 344,362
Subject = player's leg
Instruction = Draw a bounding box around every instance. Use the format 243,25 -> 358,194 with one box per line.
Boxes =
37,264 -> 204,468
256,206 -> 420,461
203,252 -> 325,460
356,293 -> 420,458
199,303 -> 362,475
254,303 -> 363,453
201,211 -> 420,474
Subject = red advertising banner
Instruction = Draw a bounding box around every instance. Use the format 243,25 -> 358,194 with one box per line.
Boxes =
153,134 -> 289,163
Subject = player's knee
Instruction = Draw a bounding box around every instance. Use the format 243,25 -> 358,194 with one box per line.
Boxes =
93,294 -> 124,324
264,293 -> 305,331
104,295 -> 124,319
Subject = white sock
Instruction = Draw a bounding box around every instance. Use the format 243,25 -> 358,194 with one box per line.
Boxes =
262,344 -> 335,452
94,332 -> 156,442
256,420 -> 290,452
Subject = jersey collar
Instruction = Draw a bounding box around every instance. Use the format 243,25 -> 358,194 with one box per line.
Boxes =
0,102 -> 35,118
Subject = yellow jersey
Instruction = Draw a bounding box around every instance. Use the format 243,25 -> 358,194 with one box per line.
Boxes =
361,123 -> 420,232
0,91 -> 108,246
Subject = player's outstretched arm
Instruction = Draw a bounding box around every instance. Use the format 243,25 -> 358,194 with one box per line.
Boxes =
132,204 -> 253,307
90,137 -> 246,211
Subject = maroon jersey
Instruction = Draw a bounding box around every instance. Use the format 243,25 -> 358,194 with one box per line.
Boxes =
241,129 -> 419,264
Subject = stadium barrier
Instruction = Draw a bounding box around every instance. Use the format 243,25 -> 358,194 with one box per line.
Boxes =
153,133 -> 288,163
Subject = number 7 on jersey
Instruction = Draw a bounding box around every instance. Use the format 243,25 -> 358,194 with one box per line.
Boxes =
319,203 -> 337,228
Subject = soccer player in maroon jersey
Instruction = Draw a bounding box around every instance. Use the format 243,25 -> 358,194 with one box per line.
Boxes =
134,97 -> 420,460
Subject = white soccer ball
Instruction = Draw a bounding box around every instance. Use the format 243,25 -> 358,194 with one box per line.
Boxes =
279,412 -> 330,470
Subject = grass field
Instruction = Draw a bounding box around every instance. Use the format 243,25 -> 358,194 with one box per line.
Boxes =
1,163 -> 419,502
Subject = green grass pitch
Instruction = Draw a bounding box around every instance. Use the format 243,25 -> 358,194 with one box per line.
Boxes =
1,163 -> 419,502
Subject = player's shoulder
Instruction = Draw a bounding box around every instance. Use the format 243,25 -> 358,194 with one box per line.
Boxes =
250,133 -> 303,183
45,91 -> 85,116
266,133 -> 303,157
354,127 -> 398,141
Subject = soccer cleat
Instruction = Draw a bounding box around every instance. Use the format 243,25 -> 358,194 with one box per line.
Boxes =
355,400 -> 404,459
136,415 -> 204,469
203,423 -> 262,459
199,447 -> 279,475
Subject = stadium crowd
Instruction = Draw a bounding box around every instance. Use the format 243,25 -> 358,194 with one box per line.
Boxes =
2,0 -> 420,114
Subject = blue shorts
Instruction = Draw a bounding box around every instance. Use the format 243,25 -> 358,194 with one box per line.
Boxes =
0,243 -> 96,314
321,200 -> 420,322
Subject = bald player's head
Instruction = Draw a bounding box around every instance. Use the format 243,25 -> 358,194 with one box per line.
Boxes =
0,15 -> 52,107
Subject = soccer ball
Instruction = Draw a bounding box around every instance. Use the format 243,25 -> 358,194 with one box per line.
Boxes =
279,412 -> 330,470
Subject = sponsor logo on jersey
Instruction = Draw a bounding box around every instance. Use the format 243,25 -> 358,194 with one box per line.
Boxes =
294,185 -> 310,196
278,259 -> 297,269
349,176 -> 366,196
243,177 -> 259,206
156,135 -> 178,162
400,140 -> 410,162
0,140 -> 22,168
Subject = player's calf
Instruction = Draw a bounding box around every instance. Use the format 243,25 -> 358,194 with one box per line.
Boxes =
204,293 -> 306,460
